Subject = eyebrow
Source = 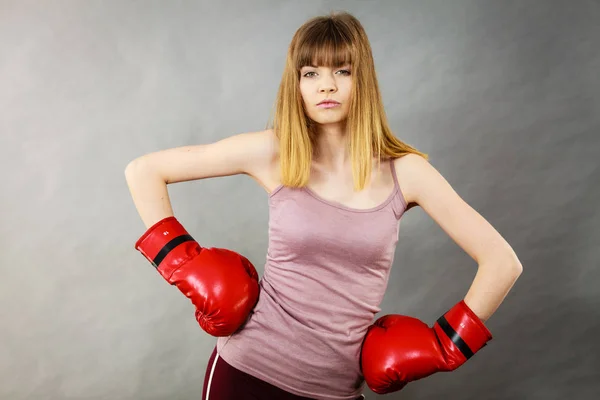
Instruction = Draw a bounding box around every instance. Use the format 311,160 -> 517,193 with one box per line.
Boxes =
302,64 -> 350,69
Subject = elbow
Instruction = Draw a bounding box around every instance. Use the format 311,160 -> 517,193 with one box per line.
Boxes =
125,158 -> 142,175
124,160 -> 137,182
124,157 -> 166,185
508,249 -> 523,276
499,244 -> 523,278
505,253 -> 523,280
514,261 -> 523,278
481,249 -> 523,279
124,159 -> 147,187
506,262 -> 523,284
124,157 -> 149,181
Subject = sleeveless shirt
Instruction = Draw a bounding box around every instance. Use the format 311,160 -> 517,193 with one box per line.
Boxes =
216,158 -> 408,399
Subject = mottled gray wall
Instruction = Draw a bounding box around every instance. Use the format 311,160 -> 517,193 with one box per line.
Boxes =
1,0 -> 598,399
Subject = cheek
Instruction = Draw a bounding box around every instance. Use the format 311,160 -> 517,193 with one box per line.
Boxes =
343,82 -> 353,97
298,80 -> 309,94
298,87 -> 310,104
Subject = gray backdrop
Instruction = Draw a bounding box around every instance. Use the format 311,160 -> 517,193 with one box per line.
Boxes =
1,0 -> 598,399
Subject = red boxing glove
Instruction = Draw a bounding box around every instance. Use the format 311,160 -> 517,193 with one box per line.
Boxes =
360,300 -> 492,394
134,216 -> 260,337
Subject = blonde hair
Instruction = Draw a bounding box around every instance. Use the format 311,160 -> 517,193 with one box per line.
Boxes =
267,11 -> 428,191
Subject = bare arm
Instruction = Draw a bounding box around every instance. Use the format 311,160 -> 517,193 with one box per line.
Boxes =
124,129 -> 276,228
397,154 -> 523,322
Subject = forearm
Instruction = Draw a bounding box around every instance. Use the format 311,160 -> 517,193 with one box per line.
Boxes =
463,255 -> 523,323
124,159 -> 175,229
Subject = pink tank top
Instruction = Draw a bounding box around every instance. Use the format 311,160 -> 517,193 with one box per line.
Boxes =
216,158 -> 408,399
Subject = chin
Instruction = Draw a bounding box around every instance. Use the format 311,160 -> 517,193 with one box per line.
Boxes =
308,115 -> 349,125
312,120 -> 345,127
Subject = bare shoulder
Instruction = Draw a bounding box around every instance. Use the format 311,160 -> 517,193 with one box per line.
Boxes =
243,128 -> 279,166
392,153 -> 436,209
244,128 -> 282,192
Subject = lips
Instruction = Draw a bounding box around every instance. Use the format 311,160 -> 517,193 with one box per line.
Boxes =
317,100 -> 340,105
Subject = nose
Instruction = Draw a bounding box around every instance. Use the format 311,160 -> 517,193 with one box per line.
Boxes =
318,75 -> 337,94
319,85 -> 337,94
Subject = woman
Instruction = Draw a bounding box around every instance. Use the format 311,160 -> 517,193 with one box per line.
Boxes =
125,11 -> 523,400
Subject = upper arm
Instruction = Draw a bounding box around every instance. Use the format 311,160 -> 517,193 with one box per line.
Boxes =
125,129 -> 277,184
396,154 -> 518,265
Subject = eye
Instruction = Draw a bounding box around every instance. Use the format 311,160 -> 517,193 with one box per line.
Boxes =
302,69 -> 351,78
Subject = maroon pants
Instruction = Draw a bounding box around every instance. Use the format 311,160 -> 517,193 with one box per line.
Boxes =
201,346 -> 365,400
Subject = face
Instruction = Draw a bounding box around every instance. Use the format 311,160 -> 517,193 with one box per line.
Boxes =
299,63 -> 352,126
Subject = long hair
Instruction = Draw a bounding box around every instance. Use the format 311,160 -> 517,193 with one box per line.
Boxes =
267,11 -> 428,191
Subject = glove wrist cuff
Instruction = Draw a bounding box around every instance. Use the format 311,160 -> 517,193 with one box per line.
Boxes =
434,300 -> 493,361
134,217 -> 200,276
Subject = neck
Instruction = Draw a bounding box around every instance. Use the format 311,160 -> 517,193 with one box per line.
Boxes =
312,120 -> 350,171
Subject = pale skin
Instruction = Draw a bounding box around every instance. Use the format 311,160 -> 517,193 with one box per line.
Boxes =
125,64 -> 522,324
298,64 -> 522,322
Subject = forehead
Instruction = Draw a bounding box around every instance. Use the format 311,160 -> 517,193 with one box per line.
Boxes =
296,43 -> 353,70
